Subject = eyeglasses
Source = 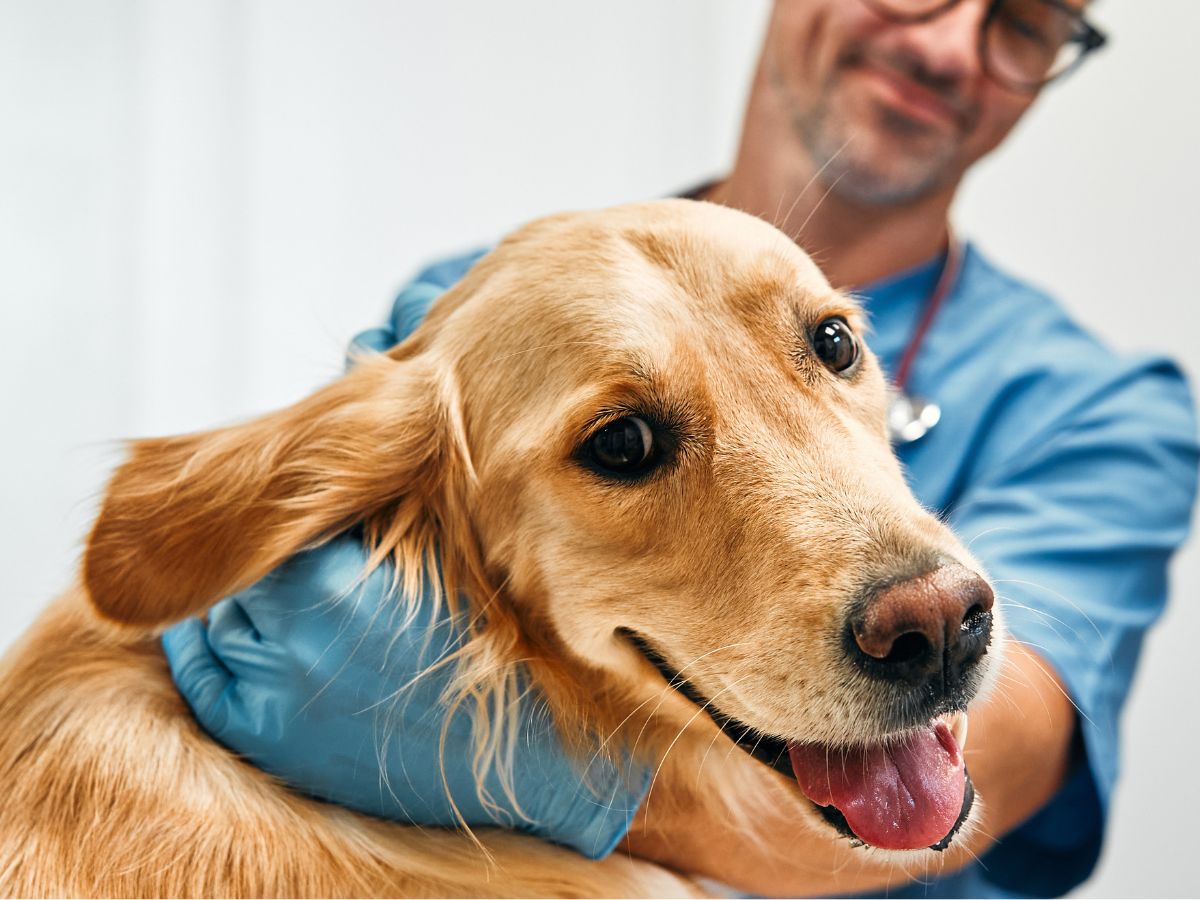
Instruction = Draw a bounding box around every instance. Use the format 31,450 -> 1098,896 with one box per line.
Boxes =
859,0 -> 1108,93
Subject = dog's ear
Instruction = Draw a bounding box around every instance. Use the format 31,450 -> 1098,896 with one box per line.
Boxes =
84,353 -> 455,627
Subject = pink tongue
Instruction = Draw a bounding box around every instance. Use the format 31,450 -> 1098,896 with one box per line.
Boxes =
788,723 -> 964,851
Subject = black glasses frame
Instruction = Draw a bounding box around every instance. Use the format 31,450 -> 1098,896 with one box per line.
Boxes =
860,0 -> 1108,93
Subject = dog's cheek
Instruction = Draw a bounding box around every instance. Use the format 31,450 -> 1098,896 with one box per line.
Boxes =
473,496 -> 659,666
540,597 -> 636,671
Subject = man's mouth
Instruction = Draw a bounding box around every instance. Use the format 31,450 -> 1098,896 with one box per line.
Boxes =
622,629 -> 975,852
856,65 -> 964,131
840,46 -> 978,135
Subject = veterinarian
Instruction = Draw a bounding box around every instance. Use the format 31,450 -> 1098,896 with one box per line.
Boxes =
163,1 -> 1198,896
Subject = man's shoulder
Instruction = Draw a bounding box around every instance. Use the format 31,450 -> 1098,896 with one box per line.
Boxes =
951,244 -> 1193,425
910,243 -> 1197,503
956,244 -> 1110,362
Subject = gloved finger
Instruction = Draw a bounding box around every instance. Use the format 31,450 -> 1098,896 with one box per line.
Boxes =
390,282 -> 444,341
207,594 -> 263,645
346,326 -> 398,366
204,594 -> 309,674
161,618 -> 235,733
346,280 -> 443,368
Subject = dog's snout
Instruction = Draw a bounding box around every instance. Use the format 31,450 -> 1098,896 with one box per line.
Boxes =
848,563 -> 994,690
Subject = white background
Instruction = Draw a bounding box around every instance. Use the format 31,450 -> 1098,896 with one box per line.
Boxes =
1,2 -> 1196,896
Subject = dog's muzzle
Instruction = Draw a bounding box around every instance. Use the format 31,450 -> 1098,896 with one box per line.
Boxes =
621,625 -> 979,852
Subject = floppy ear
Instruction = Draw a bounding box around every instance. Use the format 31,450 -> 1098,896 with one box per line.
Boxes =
84,354 -> 450,627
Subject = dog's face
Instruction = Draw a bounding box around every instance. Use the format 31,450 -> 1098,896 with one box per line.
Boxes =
85,199 -> 999,856
430,200 -> 999,852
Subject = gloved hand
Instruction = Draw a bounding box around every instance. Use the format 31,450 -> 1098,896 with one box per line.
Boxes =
161,262 -> 650,859
346,247 -> 490,362
162,537 -> 647,858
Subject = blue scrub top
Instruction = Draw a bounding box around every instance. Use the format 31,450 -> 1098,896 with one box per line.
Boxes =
366,236 -> 1198,897
861,247 -> 1197,896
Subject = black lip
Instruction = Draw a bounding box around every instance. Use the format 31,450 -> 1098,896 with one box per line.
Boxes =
621,628 -> 973,851
930,772 -> 975,852
620,629 -> 793,777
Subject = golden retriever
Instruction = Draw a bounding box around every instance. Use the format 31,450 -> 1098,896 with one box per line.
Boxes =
0,199 -> 1001,897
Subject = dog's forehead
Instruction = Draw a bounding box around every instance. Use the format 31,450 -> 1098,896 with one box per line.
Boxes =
442,200 -> 866,407
532,200 -> 845,336
620,200 -> 829,292
604,205 -> 863,373
621,226 -> 831,329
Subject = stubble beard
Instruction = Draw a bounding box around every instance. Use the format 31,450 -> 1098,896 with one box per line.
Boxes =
783,65 -> 967,207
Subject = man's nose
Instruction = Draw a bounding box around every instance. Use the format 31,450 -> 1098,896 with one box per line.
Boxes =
893,0 -> 989,83
847,562 -> 994,688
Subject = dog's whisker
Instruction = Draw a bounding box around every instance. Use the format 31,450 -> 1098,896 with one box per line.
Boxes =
581,692 -> 666,778
989,662 -> 1063,726
1003,638 -> 1095,728
693,720 -> 734,790
777,135 -> 854,235
963,524 -> 1018,553
621,646 -> 753,765
770,179 -> 792,231
663,641 -> 756,678
625,679 -> 703,775
790,169 -> 849,245
641,675 -> 755,826
992,578 -> 1107,647
994,596 -> 1084,646
985,672 -> 1034,713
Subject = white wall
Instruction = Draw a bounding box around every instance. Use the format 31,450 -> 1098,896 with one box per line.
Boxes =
1,2 -> 1196,896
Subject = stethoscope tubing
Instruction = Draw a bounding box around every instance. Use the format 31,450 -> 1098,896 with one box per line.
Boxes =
887,232 -> 963,444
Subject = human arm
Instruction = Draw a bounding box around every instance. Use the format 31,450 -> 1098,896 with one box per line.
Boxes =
163,535 -> 648,858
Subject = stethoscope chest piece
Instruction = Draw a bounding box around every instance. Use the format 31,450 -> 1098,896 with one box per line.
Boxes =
886,233 -> 961,446
888,388 -> 941,445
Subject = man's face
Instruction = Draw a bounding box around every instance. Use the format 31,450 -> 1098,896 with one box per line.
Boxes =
766,0 -> 1040,205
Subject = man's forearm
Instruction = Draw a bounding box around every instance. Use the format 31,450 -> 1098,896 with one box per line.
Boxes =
960,641 -> 1076,845
619,642 -> 1076,896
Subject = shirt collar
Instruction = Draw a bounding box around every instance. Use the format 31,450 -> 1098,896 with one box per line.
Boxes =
858,251 -> 948,315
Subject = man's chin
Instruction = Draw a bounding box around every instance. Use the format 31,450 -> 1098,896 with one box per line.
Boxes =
795,99 -> 959,206
808,139 -> 953,206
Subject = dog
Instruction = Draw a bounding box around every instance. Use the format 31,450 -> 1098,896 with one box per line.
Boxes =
0,199 -> 1001,897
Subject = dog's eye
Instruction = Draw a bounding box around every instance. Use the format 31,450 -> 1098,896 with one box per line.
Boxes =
812,317 -> 859,373
589,416 -> 655,476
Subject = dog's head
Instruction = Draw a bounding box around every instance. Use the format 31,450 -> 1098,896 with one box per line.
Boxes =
85,199 -> 1000,855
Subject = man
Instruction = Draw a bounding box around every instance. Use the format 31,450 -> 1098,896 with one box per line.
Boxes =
162,1 -> 1197,895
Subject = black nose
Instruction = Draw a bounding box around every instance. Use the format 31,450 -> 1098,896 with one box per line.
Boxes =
847,563 -> 994,691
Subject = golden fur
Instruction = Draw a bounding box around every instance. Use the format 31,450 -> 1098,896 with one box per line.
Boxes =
0,199 -> 999,897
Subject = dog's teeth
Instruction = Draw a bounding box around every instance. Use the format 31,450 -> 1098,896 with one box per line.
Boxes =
951,713 -> 969,750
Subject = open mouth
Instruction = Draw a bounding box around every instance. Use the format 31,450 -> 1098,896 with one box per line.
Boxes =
622,629 -> 975,852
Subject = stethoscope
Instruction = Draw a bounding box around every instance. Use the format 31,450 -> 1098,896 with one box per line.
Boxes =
886,235 -> 963,445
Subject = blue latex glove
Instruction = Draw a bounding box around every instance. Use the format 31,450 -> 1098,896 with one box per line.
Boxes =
162,267 -> 650,859
162,539 -> 647,858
